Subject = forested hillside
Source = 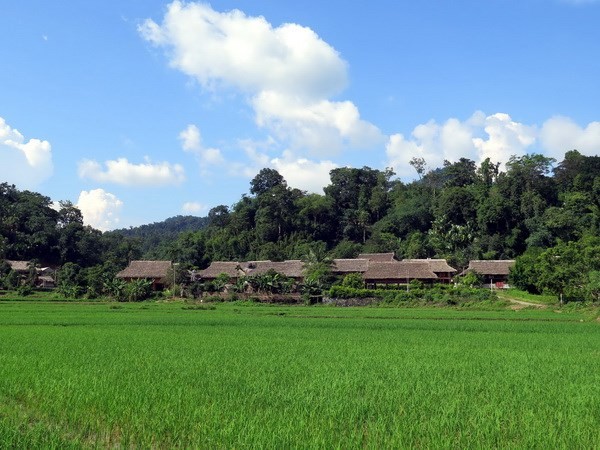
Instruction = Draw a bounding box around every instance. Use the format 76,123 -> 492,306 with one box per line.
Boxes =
1,149 -> 599,301
0,184 -> 139,268
110,215 -> 209,257
160,151 -> 599,266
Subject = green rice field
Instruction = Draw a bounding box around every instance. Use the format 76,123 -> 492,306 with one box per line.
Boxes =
0,301 -> 599,448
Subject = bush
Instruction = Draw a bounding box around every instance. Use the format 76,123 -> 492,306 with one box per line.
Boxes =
459,272 -> 484,288
341,273 -> 365,289
329,284 -> 499,306
124,279 -> 152,302
3,270 -> 19,290
16,284 -> 33,297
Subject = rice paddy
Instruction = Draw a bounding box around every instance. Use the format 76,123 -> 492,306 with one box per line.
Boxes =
0,301 -> 598,448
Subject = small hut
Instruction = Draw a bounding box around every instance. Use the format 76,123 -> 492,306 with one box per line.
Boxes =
116,260 -> 172,290
461,260 -> 516,288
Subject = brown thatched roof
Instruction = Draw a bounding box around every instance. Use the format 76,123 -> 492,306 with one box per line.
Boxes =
464,260 -> 515,276
363,261 -> 438,281
332,258 -> 369,274
6,260 -> 30,272
116,260 -> 172,279
404,259 -> 457,273
357,253 -> 396,262
244,260 -> 304,278
38,275 -> 55,283
196,262 -> 244,279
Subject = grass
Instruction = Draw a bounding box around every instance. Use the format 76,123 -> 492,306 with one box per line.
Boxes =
0,301 -> 599,448
0,289 -> 101,302
497,288 -> 559,305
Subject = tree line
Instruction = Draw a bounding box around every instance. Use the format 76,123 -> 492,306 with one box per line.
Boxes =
1,149 -> 599,302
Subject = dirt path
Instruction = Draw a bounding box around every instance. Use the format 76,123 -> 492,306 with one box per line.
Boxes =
497,292 -> 548,309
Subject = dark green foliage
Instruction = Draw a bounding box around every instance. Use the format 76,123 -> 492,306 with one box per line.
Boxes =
1,150 -> 599,301
3,270 -> 19,290
56,262 -> 85,298
250,168 -> 287,195
15,284 -> 33,297
459,271 -> 484,288
513,236 -> 600,302
341,273 -> 365,289
110,215 -> 208,258
328,285 -> 497,305
124,279 -> 152,302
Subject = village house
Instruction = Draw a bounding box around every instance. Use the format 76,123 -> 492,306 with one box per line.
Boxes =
5,260 -> 56,288
194,262 -> 246,282
116,260 -> 173,290
460,260 -> 516,288
403,259 -> 457,283
194,255 -> 458,290
331,258 -> 370,276
6,260 -> 31,274
357,252 -> 396,262
243,260 -> 305,282
363,261 -> 438,288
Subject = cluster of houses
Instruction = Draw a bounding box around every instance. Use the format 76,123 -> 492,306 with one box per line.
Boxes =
3,254 -> 516,293
114,254 -> 516,291
3,260 -> 56,288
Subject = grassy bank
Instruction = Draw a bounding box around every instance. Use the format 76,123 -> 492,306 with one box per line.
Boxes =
496,288 -> 558,305
0,302 -> 598,447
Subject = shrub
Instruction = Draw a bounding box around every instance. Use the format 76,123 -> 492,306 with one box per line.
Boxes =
16,284 -> 33,297
125,279 -> 152,302
341,273 -> 365,289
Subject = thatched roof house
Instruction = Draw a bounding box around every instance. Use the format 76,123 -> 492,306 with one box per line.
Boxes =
332,258 -> 369,274
6,260 -> 31,273
463,260 -> 515,276
404,259 -> 457,283
357,253 -> 396,262
244,260 -> 305,280
116,260 -> 172,289
461,260 -> 516,284
363,261 -> 437,285
37,275 -> 55,289
196,262 -> 245,280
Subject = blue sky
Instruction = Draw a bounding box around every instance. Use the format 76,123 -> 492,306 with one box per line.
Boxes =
1,0 -> 599,230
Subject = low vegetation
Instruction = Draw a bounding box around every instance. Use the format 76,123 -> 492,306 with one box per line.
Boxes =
0,302 -> 598,447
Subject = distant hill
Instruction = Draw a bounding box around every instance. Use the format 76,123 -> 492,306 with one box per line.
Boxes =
110,215 -> 209,256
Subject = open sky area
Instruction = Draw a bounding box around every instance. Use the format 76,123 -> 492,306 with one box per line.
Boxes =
1,0 -> 599,230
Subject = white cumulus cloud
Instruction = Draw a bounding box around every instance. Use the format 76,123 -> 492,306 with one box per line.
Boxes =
77,189 -> 123,231
254,91 -> 383,155
139,1 -> 347,99
179,124 -> 224,165
540,116 -> 600,159
140,1 -> 381,155
473,113 -> 537,166
0,117 -> 53,188
271,150 -> 337,194
386,112 -> 538,178
78,157 -> 185,186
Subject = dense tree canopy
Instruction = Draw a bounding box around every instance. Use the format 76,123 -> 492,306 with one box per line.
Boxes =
1,149 -> 599,302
